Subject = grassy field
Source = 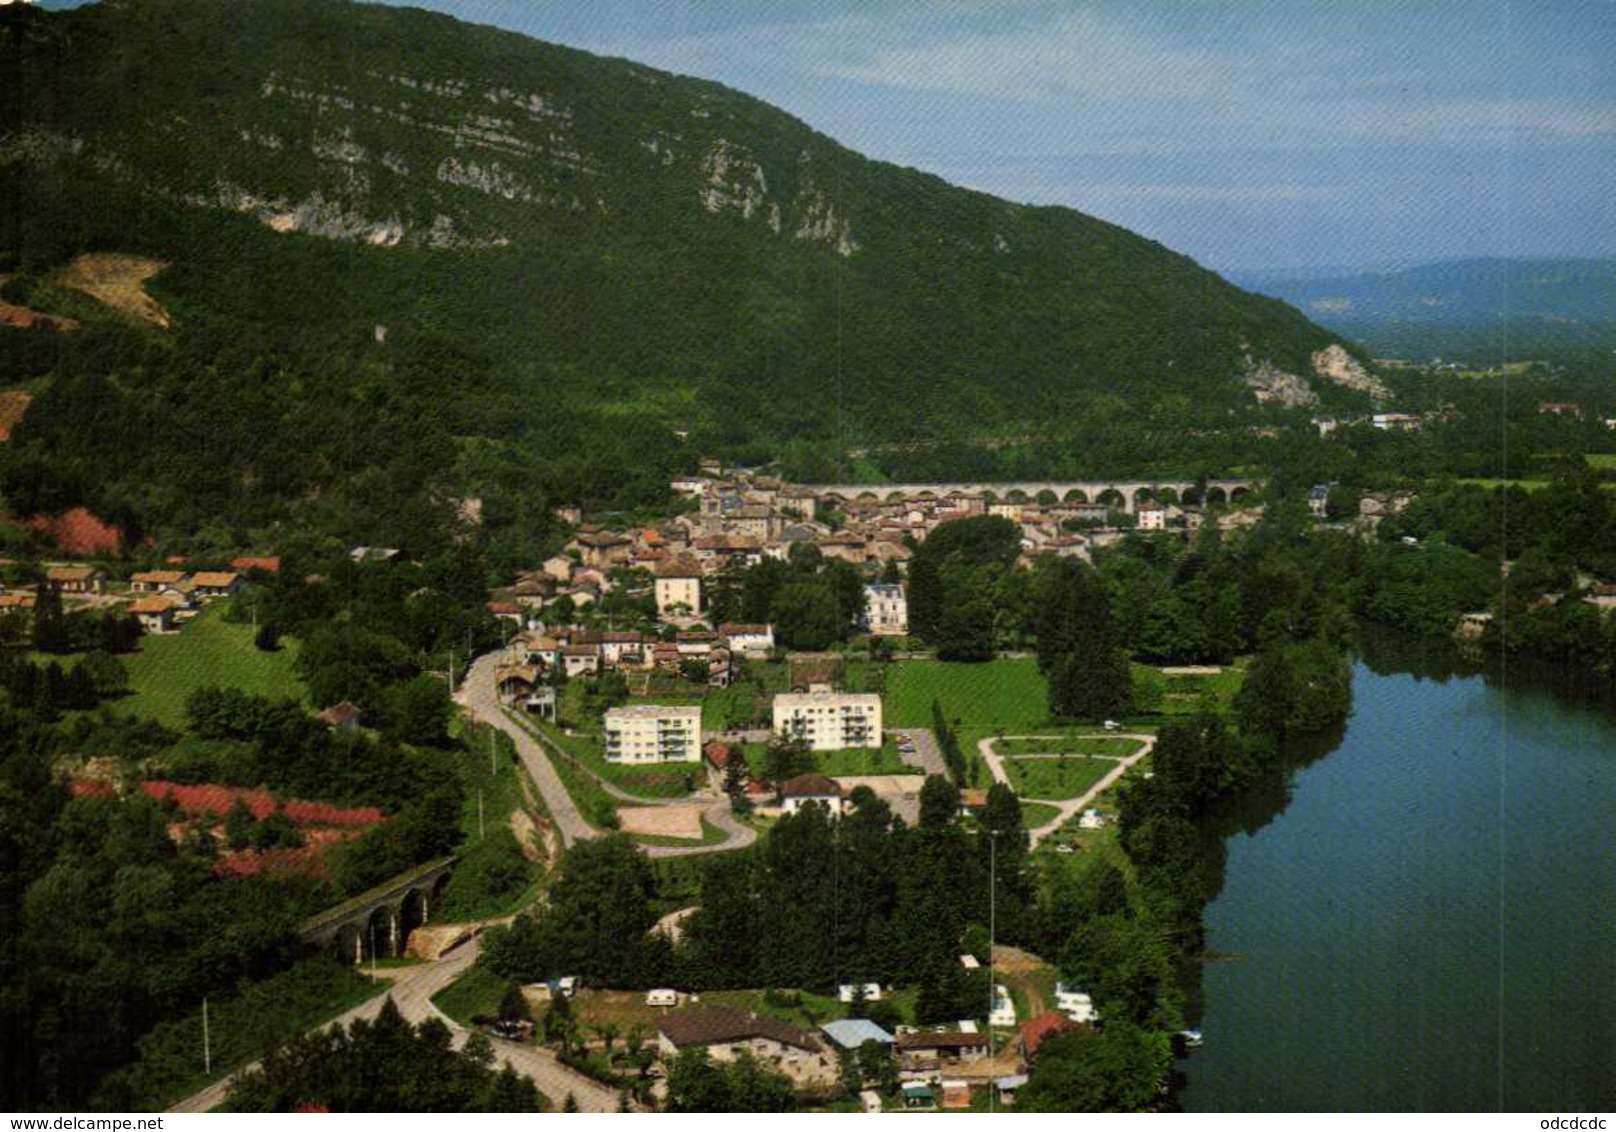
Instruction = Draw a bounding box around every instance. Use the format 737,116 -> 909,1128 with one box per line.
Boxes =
631,817 -> 727,848
431,966 -> 512,1027
563,984 -> 919,1036
1138,663 -> 1246,719
120,604 -> 303,727
737,741 -> 911,779
1018,801 -> 1063,828
1586,454 -> 1616,470
1002,756 -> 1116,800
1457,477 -> 1551,492
993,736 -> 1144,758
885,658 -> 1051,732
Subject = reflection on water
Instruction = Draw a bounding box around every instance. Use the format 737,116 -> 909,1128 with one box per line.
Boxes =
1180,629 -> 1616,1111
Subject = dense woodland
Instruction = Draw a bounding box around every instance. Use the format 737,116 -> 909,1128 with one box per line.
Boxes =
0,551 -> 535,1110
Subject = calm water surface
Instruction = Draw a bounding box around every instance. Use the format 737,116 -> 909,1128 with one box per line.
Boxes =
1182,634 -> 1616,1111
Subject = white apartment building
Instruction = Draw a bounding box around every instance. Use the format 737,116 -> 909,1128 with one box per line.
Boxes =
603,704 -> 703,763
863,583 -> 908,636
773,691 -> 883,751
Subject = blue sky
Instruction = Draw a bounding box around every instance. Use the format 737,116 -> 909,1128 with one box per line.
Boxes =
45,0 -> 1616,272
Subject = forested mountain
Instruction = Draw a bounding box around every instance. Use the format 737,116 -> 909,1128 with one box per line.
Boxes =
1232,258 -> 1616,362
1,0 -> 1357,552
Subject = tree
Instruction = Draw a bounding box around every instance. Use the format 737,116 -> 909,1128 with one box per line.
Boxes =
763,734 -> 814,786
77,651 -> 128,698
223,798 -> 255,851
905,556 -> 944,643
918,775 -> 959,831
771,581 -> 842,650
1035,560 -> 1133,721
497,981 -> 531,1025
1017,1023 -> 1171,1112
31,583 -> 69,654
254,622 -> 281,651
377,675 -> 453,748
857,1039 -> 899,1094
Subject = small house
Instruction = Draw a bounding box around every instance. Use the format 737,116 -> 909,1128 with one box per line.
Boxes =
318,702 -> 363,730
190,571 -> 241,602
779,772 -> 845,817
128,595 -> 179,635
130,569 -> 187,593
46,566 -> 104,595
819,1018 -> 894,1053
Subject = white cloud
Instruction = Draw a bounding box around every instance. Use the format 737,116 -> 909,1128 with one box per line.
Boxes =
818,12 -> 1232,104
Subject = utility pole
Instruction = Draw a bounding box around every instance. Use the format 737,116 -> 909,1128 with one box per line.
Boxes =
989,830 -> 997,1114
448,648 -> 456,692
202,996 -> 211,1076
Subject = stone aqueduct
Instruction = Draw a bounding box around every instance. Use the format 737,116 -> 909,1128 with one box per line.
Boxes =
801,478 -> 1262,513
299,855 -> 456,964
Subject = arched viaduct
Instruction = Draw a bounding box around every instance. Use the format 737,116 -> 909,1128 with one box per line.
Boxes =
299,855 -> 456,965
800,478 -> 1262,513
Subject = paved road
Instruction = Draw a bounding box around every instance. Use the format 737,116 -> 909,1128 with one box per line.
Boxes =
169,943 -> 479,1112
977,732 -> 1157,846
463,651 -> 756,859
170,936 -> 620,1114
464,653 -> 594,847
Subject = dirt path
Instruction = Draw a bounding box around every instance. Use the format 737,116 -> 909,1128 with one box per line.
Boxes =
978,733 -> 1156,846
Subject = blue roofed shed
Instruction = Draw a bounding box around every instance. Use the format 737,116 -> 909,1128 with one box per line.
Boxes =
820,1018 -> 896,1051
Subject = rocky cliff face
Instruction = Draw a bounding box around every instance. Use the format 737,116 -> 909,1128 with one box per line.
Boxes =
1,0 -> 1361,434
1311,344 -> 1390,401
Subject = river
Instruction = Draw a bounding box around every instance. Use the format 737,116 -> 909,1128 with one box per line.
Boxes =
1181,631 -> 1616,1111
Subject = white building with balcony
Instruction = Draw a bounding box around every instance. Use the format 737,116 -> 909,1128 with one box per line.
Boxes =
603,704 -> 702,763
772,691 -> 883,751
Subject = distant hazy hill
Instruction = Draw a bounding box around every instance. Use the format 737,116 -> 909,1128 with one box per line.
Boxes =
1232,259 -> 1616,362
0,0 -> 1363,546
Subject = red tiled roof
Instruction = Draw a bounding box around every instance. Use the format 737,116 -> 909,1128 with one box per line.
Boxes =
1020,1011 -> 1080,1059
231,556 -> 282,574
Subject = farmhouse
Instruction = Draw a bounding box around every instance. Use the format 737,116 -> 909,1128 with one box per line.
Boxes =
128,595 -> 179,634
656,1007 -> 836,1090
190,571 -> 241,601
130,569 -> 187,593
45,566 -> 104,594
894,1030 -> 991,1074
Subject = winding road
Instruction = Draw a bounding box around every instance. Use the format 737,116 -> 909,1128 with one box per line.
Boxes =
978,732 -> 1156,846
462,652 -> 755,859
169,935 -> 620,1113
